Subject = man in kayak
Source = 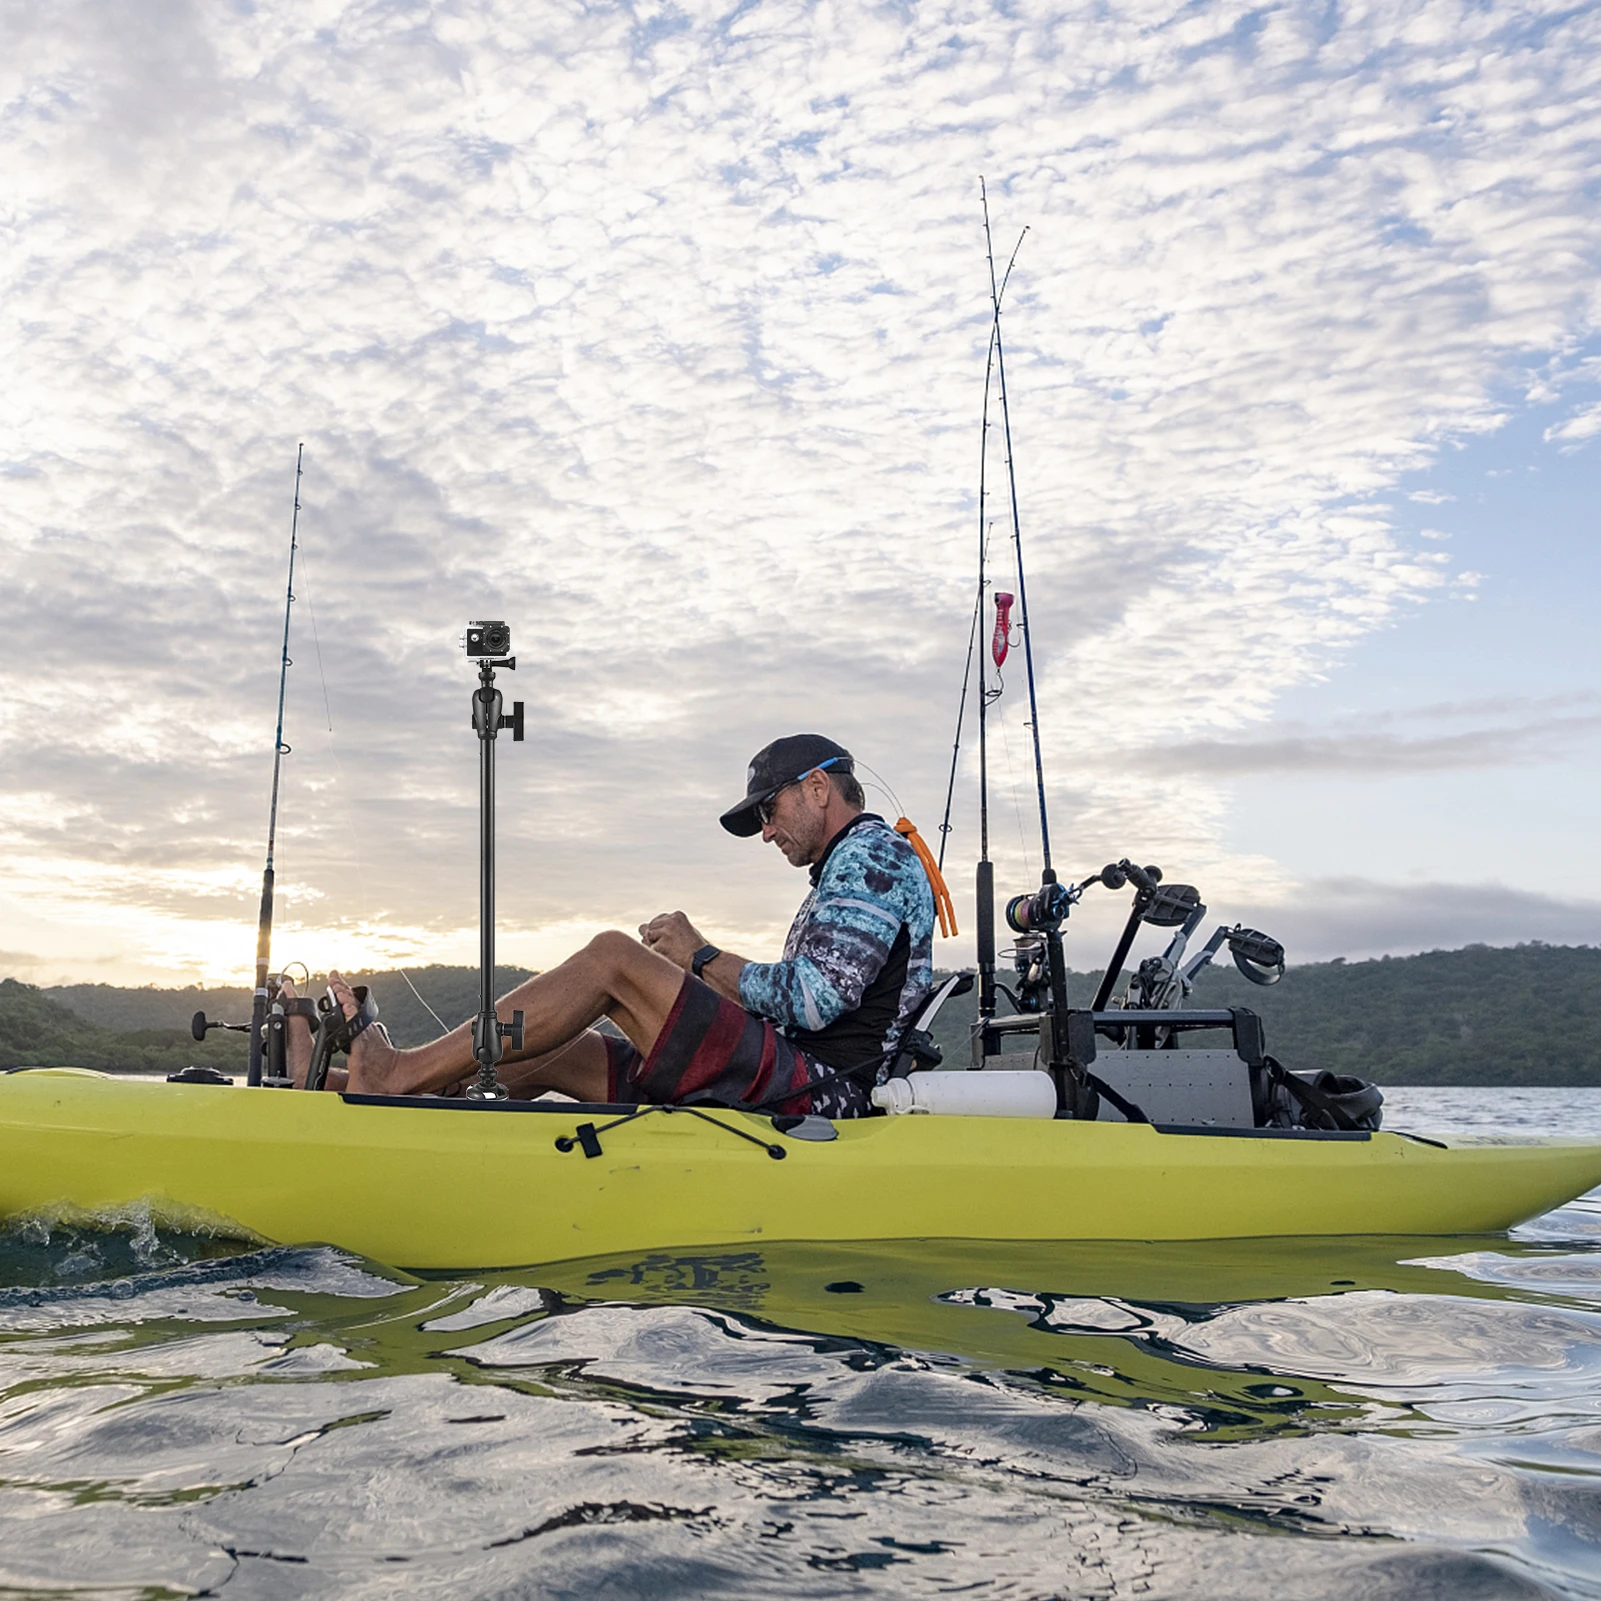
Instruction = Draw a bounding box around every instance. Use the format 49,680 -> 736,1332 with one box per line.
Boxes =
288,735 -> 936,1117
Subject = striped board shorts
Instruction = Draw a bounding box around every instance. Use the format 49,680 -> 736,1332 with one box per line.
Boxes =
604,974 -> 872,1120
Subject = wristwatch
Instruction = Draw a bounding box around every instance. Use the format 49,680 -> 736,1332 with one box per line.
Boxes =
690,944 -> 722,978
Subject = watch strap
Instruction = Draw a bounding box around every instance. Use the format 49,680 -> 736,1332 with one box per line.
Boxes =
690,944 -> 722,978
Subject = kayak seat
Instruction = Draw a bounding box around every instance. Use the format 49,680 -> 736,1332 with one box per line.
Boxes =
886,971 -> 975,1080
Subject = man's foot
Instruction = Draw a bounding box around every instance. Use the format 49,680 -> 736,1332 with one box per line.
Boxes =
325,970 -> 404,1094
275,977 -> 318,1090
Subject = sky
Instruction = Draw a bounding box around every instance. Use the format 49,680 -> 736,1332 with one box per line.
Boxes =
1,0 -> 1598,991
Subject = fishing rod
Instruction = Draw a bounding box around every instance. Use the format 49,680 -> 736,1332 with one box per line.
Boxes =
980,183 -> 1076,1037
934,505 -> 984,883
982,184 -> 1052,876
247,445 -> 304,1087
965,183 -> 1084,1108
975,309 -> 1000,1025
937,335 -> 995,1006
937,230 -> 1021,1024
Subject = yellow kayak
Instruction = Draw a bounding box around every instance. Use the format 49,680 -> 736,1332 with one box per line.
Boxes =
3,1069 -> 1599,1270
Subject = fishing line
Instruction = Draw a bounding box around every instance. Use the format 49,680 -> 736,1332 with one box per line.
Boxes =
984,198 -> 1051,875
293,533 -> 451,1038
985,512 -> 1030,871
973,483 -> 1030,871
935,571 -> 984,873
854,758 -> 904,820
995,699 -> 1033,868
989,511 -> 1021,700
936,321 -> 1003,874
981,518 -> 1004,704
297,553 -> 590,1078
965,207 -> 1029,1020
298,534 -> 630,1079
998,402 -> 1037,874
300,549 -> 337,740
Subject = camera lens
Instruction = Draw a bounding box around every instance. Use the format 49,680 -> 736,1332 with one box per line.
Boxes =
481,622 -> 511,656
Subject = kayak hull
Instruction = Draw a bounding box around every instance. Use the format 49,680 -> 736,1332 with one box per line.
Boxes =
3,1071 -> 1599,1270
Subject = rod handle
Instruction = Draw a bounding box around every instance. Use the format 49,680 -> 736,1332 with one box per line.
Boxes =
976,859 -> 996,1017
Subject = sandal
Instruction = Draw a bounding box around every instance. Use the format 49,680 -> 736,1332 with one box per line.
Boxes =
261,992 -> 319,1086
304,985 -> 392,1092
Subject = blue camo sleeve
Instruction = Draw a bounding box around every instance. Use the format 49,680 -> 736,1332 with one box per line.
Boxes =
737,832 -> 914,1032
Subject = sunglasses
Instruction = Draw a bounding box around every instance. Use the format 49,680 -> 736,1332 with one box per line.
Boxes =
756,757 -> 844,826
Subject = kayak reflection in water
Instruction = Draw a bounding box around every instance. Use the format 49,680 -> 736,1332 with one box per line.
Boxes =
284,735 -> 936,1117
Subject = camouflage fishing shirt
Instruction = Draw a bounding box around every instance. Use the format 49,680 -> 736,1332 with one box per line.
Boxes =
738,814 -> 935,1082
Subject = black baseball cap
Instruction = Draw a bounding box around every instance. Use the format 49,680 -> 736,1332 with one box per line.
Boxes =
719,734 -> 854,837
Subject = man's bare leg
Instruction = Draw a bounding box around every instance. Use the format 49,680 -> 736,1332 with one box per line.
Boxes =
280,978 -> 614,1099
276,979 -> 343,1092
493,1031 -> 612,1101
329,931 -> 688,1097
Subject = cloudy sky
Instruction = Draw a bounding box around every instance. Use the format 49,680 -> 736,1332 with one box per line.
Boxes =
2,0 -> 1598,991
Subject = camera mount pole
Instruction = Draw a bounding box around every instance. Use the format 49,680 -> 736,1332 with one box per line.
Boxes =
468,656 -> 525,1100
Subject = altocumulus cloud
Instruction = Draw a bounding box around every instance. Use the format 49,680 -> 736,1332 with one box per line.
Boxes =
1145,697 -> 1601,777
1,0 -> 1599,982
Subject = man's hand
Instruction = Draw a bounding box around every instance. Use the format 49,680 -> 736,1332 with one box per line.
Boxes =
638,910 -> 706,972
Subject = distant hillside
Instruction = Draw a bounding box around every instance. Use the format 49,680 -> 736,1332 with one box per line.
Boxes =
7,946 -> 1599,1084
1183,944 -> 1601,1085
0,979 -> 249,1075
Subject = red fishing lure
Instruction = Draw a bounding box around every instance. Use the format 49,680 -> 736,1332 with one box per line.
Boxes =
992,591 -> 1015,668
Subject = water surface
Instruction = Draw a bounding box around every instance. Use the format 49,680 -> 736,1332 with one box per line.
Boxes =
2,1087 -> 1598,1598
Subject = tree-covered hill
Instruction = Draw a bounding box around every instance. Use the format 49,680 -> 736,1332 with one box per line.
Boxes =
5,946 -> 1599,1084
0,979 -> 250,1075
1179,944 -> 1601,1086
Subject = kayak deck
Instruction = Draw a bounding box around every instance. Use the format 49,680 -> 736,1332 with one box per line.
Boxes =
3,1070 -> 1599,1270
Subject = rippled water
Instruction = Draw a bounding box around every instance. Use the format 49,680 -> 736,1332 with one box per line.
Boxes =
3,1088 -> 1599,1598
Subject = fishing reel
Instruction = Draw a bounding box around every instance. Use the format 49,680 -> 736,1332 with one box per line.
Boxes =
191,966 -> 308,1041
1004,879 -> 1073,935
1004,935 -> 1050,1013
997,880 -> 1076,1014
191,1011 -> 248,1041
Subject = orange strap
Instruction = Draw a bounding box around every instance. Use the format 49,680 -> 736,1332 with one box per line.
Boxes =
895,816 -> 958,938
